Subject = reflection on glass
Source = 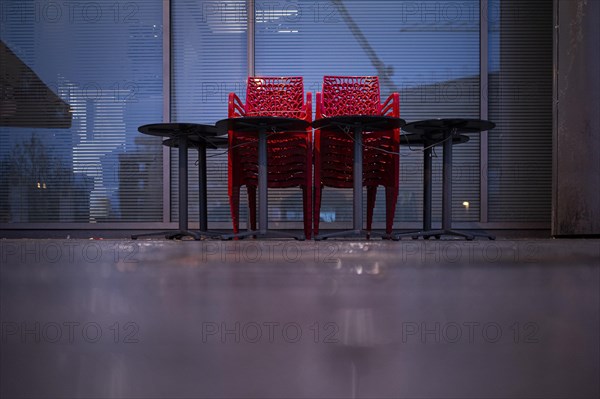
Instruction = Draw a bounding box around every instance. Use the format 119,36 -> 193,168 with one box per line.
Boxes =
0,1 -> 163,223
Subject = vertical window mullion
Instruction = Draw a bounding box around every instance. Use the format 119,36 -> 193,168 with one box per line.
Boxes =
480,0 -> 489,223
164,0 -> 172,223
248,0 -> 255,76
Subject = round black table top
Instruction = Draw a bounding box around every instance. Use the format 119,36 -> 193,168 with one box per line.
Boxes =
402,118 -> 495,136
162,136 -> 228,150
216,116 -> 310,135
312,115 -> 406,131
138,123 -> 218,138
400,133 -> 470,146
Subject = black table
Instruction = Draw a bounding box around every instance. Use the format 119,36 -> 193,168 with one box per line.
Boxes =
132,123 -> 219,240
216,116 -> 310,240
394,119 -> 495,240
396,133 -> 469,239
312,115 -> 406,240
161,135 -> 228,238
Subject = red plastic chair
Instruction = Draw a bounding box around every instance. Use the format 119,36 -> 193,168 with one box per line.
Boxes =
314,76 -> 400,237
227,76 -> 312,239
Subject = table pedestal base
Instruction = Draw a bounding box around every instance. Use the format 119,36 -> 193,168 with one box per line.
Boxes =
395,229 -> 495,240
132,229 -> 223,240
222,230 -> 305,241
132,230 -> 200,240
315,229 -> 397,241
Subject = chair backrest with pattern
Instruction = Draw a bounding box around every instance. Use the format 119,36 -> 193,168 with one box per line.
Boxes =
245,76 -> 306,119
320,76 -> 381,117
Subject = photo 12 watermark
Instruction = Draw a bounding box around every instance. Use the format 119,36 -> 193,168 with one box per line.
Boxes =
0,241 -> 140,265
1,1 -> 142,25
201,321 -> 340,344
400,321 -> 541,344
196,241 -> 341,264
198,320 -> 541,345
1,321 -> 140,344
394,241 -> 542,264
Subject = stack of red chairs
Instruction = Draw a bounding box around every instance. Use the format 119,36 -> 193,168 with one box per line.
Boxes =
227,76 -> 313,239
313,76 -> 400,237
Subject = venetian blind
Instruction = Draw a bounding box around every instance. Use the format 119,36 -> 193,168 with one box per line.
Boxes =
0,0 -> 164,223
171,0 -> 248,226
254,0 -> 481,228
488,0 -> 553,222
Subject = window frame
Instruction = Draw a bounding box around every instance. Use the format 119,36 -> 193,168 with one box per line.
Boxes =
0,0 -> 551,232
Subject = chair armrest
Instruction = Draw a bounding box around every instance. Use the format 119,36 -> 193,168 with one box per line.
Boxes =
381,92 -> 400,118
228,92 -> 246,118
381,92 -> 400,148
304,91 -> 312,122
315,91 -> 323,120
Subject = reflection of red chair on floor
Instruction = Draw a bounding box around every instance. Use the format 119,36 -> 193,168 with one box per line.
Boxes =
314,76 -> 400,237
227,76 -> 313,239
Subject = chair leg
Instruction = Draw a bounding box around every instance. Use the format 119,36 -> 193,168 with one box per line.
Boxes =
247,185 -> 257,232
385,185 -> 398,235
229,185 -> 240,234
302,186 -> 311,240
366,186 -> 378,236
306,142 -> 313,240
314,186 -> 323,237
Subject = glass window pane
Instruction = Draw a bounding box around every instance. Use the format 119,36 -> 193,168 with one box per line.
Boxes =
171,0 -> 248,224
255,0 -> 481,226
0,0 -> 164,223
488,0 -> 553,222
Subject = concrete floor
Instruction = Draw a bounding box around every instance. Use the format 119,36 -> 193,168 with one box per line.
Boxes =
1,238 -> 599,398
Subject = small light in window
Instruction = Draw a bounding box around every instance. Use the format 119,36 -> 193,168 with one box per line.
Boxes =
462,201 -> 470,209
42,183 -> 47,189
37,182 -> 41,189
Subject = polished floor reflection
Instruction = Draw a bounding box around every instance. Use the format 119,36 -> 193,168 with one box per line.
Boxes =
1,239 -> 599,398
